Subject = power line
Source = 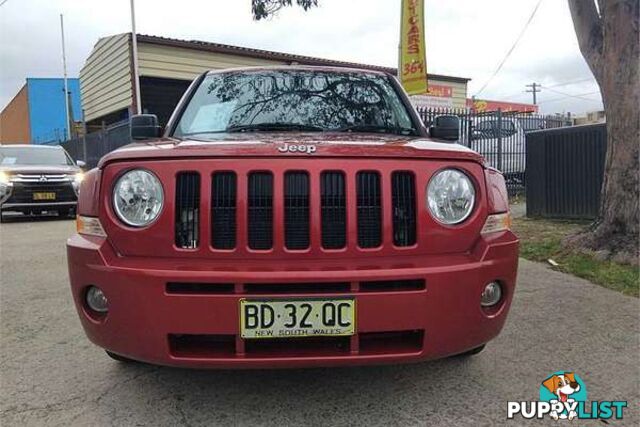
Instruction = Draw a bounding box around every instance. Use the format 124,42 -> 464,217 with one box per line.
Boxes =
544,77 -> 595,88
541,86 -> 602,102
537,91 -> 601,105
496,77 -> 598,101
474,0 -> 543,96
0,0 -> 9,7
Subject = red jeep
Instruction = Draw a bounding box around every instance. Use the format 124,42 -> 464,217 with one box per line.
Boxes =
67,66 -> 518,368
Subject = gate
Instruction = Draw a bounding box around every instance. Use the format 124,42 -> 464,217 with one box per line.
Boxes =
526,124 -> 606,219
417,107 -> 571,197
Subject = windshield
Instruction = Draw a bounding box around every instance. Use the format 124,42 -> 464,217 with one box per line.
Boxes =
0,146 -> 73,166
173,70 -> 417,138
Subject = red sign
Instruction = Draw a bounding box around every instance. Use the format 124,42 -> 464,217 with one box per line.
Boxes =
467,98 -> 538,113
425,84 -> 453,98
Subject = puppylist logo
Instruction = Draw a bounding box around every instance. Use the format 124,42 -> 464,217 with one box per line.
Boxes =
507,371 -> 627,421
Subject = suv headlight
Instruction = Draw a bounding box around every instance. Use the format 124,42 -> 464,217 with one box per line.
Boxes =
113,169 -> 164,227
427,169 -> 475,225
70,172 -> 84,195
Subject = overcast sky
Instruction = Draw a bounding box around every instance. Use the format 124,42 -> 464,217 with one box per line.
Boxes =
0,0 -> 604,115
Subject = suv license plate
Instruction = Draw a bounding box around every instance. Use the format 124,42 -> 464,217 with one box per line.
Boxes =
33,192 -> 56,200
240,298 -> 356,339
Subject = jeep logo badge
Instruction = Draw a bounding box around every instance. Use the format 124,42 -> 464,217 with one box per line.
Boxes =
277,143 -> 317,154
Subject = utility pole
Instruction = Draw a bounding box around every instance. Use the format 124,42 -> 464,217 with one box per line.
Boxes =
526,82 -> 541,105
130,0 -> 142,115
60,14 -> 70,141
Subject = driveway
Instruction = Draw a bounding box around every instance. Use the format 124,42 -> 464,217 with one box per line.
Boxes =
1,219 -> 638,426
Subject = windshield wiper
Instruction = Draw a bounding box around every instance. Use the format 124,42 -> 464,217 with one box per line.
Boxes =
224,123 -> 325,133
333,124 -> 416,135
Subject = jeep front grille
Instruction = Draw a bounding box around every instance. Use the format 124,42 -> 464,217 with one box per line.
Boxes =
247,172 -> 273,250
175,172 -> 200,249
356,171 -> 382,248
284,171 -> 310,250
320,171 -> 346,249
211,172 -> 237,249
173,165 -> 417,252
392,172 -> 417,246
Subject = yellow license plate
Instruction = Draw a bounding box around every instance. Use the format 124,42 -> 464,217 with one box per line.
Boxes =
33,192 -> 56,201
240,298 -> 356,339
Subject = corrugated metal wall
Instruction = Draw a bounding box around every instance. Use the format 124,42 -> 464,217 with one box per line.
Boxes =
79,34 -> 470,126
80,33 -> 132,123
138,42 -> 288,81
526,124 -> 607,219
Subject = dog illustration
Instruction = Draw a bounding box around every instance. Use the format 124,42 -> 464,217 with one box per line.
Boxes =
542,372 -> 581,420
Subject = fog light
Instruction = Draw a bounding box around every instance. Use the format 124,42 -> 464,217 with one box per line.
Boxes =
86,286 -> 108,313
481,281 -> 502,307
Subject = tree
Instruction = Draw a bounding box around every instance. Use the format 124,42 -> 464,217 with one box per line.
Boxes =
252,0 -> 318,20
248,0 -> 639,259
567,0 -> 639,262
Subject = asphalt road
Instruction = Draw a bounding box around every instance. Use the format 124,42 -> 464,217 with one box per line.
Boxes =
1,218 -> 638,426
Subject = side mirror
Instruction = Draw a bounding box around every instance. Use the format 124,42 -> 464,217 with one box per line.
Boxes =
76,160 -> 86,168
130,114 -> 161,140
429,115 -> 459,141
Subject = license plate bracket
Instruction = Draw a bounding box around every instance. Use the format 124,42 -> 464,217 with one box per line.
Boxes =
240,298 -> 356,339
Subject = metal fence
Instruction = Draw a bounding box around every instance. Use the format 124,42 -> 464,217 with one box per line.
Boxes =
61,121 -> 130,169
59,109 -> 572,197
526,123 -> 606,219
417,107 -> 571,196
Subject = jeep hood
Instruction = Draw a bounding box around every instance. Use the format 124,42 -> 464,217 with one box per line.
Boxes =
98,133 -> 485,168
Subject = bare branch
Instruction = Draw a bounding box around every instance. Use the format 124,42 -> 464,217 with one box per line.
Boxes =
568,0 -> 604,80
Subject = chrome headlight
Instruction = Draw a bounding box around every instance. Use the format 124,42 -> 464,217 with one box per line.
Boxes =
113,169 -> 164,227
427,169 -> 475,225
70,172 -> 84,195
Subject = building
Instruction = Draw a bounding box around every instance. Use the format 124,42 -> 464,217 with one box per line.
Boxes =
573,110 -> 606,125
80,33 -> 470,130
0,78 -> 82,145
467,98 -> 538,113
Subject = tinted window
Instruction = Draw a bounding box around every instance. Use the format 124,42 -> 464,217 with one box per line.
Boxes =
173,70 -> 416,137
0,147 -> 73,166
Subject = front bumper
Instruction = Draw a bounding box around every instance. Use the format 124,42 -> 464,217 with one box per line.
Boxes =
0,181 -> 77,213
67,232 -> 519,368
1,201 -> 77,211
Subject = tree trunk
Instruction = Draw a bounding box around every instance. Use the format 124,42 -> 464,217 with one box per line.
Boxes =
568,0 -> 639,261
